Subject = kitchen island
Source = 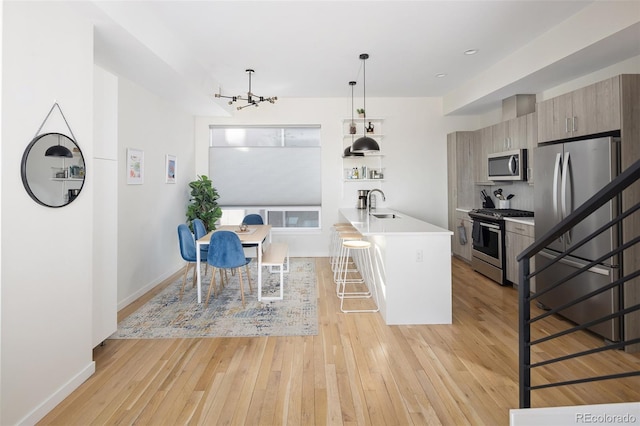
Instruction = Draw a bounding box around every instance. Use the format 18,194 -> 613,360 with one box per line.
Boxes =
339,208 -> 453,325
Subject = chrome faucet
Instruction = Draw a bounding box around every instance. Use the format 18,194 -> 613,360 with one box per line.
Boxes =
367,188 -> 386,212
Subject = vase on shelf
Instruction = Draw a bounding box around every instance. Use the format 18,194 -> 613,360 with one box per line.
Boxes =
366,122 -> 374,133
349,122 -> 357,134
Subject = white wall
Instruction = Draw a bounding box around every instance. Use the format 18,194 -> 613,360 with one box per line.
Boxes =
539,55 -> 640,101
196,97 -> 478,256
92,65 -> 118,347
1,2 -> 95,424
116,78 -> 196,309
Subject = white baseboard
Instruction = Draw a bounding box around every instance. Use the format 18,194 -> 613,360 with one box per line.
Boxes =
20,362 -> 96,426
510,402 -> 639,425
117,268 -> 181,311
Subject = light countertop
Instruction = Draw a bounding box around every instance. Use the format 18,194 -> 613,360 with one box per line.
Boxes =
339,208 -> 453,236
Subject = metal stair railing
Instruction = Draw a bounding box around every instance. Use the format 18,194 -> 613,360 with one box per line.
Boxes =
516,158 -> 640,409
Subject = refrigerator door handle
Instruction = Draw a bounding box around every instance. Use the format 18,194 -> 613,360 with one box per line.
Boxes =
561,152 -> 572,244
553,152 -> 563,243
538,250 -> 610,276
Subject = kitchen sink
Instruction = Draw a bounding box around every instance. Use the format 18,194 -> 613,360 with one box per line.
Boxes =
371,213 -> 401,219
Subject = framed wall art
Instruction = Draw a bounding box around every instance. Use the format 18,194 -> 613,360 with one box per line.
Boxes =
126,148 -> 144,184
165,154 -> 177,184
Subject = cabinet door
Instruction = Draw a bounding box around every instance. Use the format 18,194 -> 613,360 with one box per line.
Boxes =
594,76 -> 621,133
447,133 -> 457,234
453,211 -> 472,262
492,122 -> 509,152
555,93 -> 574,140
537,94 -> 571,143
462,219 -> 472,261
526,113 -> 537,184
456,132 -> 474,208
571,83 -> 596,138
537,97 -> 555,143
509,115 -> 528,150
506,231 -> 534,285
474,126 -> 492,183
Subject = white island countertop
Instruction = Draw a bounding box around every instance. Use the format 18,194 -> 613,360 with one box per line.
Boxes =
338,207 -> 453,325
339,208 -> 453,236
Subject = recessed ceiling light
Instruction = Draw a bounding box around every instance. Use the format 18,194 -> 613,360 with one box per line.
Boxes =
464,49 -> 479,55
435,73 -> 447,78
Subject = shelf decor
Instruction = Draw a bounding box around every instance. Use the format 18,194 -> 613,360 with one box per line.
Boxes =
127,148 -> 144,185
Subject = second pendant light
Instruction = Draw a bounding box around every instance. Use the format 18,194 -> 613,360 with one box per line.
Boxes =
351,53 -> 380,154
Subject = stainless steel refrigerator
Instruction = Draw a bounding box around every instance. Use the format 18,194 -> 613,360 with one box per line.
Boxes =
534,136 -> 621,342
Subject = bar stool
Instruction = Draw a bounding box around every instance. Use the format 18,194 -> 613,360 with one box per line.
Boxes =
330,224 -> 356,271
337,239 -> 379,313
332,231 -> 363,287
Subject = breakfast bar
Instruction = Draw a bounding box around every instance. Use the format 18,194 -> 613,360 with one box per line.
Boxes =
339,208 -> 453,325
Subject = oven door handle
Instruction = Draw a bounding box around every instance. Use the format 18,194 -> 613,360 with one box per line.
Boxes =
479,222 -> 501,230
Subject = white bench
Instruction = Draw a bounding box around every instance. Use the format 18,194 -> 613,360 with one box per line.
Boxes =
259,242 -> 289,301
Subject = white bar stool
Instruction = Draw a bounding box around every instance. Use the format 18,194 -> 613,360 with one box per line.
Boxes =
333,231 -> 363,288
338,239 -> 379,313
330,224 -> 356,271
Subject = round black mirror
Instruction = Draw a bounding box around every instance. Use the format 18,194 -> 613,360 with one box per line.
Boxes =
21,132 -> 86,207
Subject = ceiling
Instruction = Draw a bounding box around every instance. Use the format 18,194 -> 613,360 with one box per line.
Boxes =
73,1 -> 640,116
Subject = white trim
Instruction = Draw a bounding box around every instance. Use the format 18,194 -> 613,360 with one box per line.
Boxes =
20,362 -> 96,425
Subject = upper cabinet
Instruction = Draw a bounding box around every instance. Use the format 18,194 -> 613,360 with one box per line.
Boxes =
473,126 -> 492,184
537,76 -> 622,143
526,112 -> 538,184
492,115 -> 528,152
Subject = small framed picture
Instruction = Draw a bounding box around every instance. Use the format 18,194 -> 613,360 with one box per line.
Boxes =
165,154 -> 177,184
126,148 -> 144,185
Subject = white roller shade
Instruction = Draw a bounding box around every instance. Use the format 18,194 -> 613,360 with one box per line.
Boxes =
209,146 -> 321,206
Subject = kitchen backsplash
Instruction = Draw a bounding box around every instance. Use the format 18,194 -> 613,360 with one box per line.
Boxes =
476,182 -> 534,211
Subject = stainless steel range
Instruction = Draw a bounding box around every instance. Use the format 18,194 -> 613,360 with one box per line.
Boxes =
468,208 -> 534,285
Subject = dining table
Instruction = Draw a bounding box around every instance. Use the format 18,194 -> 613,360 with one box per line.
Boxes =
195,224 -> 272,303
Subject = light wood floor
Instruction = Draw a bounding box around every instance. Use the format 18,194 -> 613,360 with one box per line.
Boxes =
39,257 -> 640,425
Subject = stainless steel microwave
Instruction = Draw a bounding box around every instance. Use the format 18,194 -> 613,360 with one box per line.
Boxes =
488,149 -> 527,181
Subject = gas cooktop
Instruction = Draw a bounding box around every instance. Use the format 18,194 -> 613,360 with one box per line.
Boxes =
469,208 -> 534,219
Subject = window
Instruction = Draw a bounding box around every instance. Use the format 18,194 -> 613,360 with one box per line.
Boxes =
219,207 -> 321,231
209,126 -> 321,230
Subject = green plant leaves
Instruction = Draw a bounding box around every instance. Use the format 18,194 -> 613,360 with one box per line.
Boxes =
186,175 -> 222,231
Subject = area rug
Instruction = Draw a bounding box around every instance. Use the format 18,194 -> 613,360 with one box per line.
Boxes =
111,258 -> 317,339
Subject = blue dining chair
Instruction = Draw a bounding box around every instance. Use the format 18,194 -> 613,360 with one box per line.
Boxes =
205,231 -> 253,307
242,214 -> 264,258
242,214 -> 263,225
177,224 -> 197,300
192,218 -> 210,275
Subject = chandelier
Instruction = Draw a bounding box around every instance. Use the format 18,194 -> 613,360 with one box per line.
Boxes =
214,69 -> 278,110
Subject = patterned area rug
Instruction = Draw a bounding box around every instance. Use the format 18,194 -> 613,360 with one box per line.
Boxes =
111,258 -> 317,339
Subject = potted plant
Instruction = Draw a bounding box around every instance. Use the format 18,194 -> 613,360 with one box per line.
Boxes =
186,175 -> 222,231
357,108 -> 365,118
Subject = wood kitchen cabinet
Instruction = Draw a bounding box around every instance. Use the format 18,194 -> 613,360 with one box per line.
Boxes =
452,210 -> 472,262
492,115 -> 528,152
505,220 -> 535,290
526,112 -> 537,184
447,131 -> 475,246
473,126 -> 492,184
537,75 -> 622,143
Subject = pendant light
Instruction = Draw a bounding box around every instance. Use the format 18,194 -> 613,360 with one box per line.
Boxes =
45,134 -> 73,158
351,53 -> 380,153
343,80 -> 363,157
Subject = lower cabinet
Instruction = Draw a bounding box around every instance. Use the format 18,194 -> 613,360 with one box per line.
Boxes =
505,220 -> 535,290
452,210 -> 472,262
